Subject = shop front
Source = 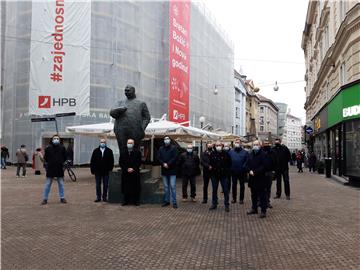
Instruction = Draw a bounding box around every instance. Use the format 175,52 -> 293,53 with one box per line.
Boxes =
312,79 -> 360,181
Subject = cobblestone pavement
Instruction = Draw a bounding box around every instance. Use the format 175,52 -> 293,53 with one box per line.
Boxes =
1,166 -> 359,270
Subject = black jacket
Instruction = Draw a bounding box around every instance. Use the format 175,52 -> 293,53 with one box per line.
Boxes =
201,150 -> 212,177
262,146 -> 276,172
90,147 -> 114,176
210,150 -> 232,178
272,144 -> 291,172
119,149 -> 142,195
177,152 -> 201,177
245,149 -> 269,189
1,147 -> 9,159
44,143 -> 67,178
157,145 -> 179,176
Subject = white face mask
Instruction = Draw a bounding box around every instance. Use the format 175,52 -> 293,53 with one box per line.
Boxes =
234,143 -> 240,148
224,147 -> 230,151
253,145 -> 260,151
216,146 -> 222,152
187,149 -> 193,153
164,139 -> 171,145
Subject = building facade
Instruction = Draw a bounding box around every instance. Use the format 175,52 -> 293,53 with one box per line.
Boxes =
275,102 -> 288,141
257,94 -> 278,142
283,114 -> 303,152
233,70 -> 246,137
1,1 -> 234,164
302,1 -> 360,180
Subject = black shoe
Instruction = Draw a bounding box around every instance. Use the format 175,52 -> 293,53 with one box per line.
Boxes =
103,198 -> 108,203
94,199 -> 101,203
121,202 -> 128,206
231,200 -> 236,204
41,199 -> 47,205
60,198 -> 67,204
259,213 -> 266,218
268,204 -> 273,209
161,202 -> 170,207
239,200 -> 244,204
247,209 -> 258,215
135,202 -> 140,206
209,205 -> 217,210
201,200 -> 207,204
274,195 -> 281,199
286,196 -> 290,200
225,206 -> 230,212
173,204 -> 178,209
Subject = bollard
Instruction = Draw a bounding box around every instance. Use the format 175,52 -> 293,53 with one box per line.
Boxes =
325,157 -> 332,178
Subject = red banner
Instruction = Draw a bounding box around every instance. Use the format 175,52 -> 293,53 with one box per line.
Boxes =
168,0 -> 191,125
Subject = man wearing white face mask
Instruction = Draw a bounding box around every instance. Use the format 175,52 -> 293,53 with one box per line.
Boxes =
90,138 -> 114,202
119,139 -> 142,206
41,135 -> 67,205
177,144 -> 201,202
245,140 -> 270,218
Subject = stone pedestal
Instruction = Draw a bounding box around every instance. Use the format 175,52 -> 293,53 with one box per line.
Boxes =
108,168 -> 163,204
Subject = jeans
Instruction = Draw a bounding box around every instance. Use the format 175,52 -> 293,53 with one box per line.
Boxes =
276,169 -> 290,197
1,157 -> 6,168
43,177 -> 65,200
231,172 -> 246,201
182,176 -> 196,198
202,175 -> 211,201
16,163 -> 26,176
162,175 -> 177,204
251,187 -> 267,214
95,175 -> 109,200
211,176 -> 229,207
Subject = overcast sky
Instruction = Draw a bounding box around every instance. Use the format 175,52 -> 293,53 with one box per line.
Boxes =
201,0 -> 308,123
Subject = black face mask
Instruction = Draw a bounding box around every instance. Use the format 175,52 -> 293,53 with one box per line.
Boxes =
207,148 -> 212,151
275,143 -> 280,146
263,146 -> 271,151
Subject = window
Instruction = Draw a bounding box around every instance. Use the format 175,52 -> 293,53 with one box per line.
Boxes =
260,116 -> 264,124
260,106 -> 264,113
235,107 -> 240,119
340,62 -> 346,85
260,126 -> 264,132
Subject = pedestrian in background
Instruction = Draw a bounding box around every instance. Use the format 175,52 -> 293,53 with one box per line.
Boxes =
209,141 -> 231,212
228,138 -> 249,204
16,145 -> 28,178
119,139 -> 141,206
1,146 -> 9,169
291,151 -> 296,166
246,140 -> 269,218
296,151 -> 304,173
201,143 -> 213,204
32,148 -> 44,175
178,144 -> 201,202
90,138 -> 114,203
41,135 -> 67,205
272,138 -> 291,200
157,136 -> 179,209
308,151 -> 317,173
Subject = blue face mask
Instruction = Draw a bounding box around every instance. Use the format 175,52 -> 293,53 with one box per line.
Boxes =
187,149 -> 193,153
253,146 -> 260,152
164,139 -> 171,145
52,139 -> 60,145
127,144 -> 134,150
100,143 -> 106,148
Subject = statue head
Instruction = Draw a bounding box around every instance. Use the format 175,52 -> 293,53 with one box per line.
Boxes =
125,85 -> 136,99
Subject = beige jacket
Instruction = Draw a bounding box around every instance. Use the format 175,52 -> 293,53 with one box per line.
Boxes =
33,152 -> 44,172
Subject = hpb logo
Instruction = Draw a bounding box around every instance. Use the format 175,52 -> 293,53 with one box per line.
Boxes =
38,96 -> 76,108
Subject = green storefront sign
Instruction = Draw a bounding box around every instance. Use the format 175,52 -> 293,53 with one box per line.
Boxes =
328,82 -> 360,127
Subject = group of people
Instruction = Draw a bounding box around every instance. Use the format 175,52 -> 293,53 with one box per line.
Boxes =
10,133 -> 291,218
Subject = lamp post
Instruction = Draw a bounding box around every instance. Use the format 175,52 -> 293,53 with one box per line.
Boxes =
199,116 -> 205,155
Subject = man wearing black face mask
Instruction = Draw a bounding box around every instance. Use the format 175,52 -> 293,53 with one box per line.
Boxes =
272,138 -> 291,200
41,135 -> 67,205
200,143 -> 213,204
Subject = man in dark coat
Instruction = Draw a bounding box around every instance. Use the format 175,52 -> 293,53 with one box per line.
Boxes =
177,144 -> 201,202
308,151 -> 317,172
200,143 -> 213,204
1,146 -> 9,169
90,138 -> 114,202
209,141 -> 232,212
119,139 -> 142,206
272,138 -> 291,200
262,139 -> 276,208
41,135 -> 68,205
245,140 -> 270,218
228,138 -> 249,204
157,136 -> 179,208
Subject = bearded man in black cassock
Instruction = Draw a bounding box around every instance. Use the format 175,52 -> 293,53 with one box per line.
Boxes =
119,139 -> 142,206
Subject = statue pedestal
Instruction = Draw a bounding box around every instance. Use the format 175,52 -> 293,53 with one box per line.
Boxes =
108,168 -> 163,204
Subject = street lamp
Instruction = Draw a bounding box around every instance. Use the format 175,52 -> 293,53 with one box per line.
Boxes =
199,116 -> 205,155
213,85 -> 218,95
273,81 -> 279,91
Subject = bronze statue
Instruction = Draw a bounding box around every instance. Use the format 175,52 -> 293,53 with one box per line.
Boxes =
110,85 -> 151,155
